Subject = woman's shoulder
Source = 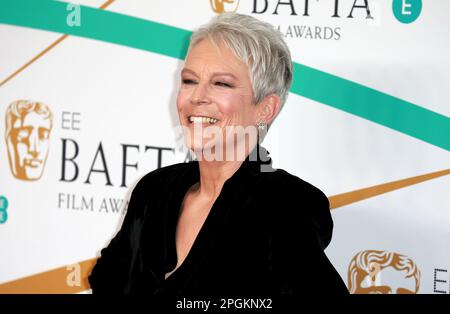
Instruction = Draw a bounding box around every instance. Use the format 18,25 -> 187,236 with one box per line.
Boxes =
264,168 -> 329,203
266,168 -> 333,249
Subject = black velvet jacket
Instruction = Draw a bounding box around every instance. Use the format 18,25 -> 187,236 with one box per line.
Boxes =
88,145 -> 348,297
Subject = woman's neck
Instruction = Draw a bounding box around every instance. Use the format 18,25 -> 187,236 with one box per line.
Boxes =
196,158 -> 244,200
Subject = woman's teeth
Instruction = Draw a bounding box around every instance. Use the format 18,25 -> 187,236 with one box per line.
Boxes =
189,116 -> 219,124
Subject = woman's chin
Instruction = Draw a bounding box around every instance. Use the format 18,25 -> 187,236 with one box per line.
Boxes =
188,140 -> 226,161
188,139 -> 216,153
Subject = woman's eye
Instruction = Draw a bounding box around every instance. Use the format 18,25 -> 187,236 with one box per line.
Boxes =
214,81 -> 233,88
182,79 -> 197,85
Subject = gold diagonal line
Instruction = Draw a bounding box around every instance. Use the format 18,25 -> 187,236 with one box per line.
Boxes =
0,167 -> 449,293
0,0 -> 116,88
98,0 -> 116,9
0,34 -> 69,87
329,168 -> 450,210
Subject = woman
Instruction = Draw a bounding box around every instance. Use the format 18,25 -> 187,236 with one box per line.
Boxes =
88,13 -> 348,297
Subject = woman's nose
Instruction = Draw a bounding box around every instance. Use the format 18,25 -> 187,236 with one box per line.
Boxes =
190,83 -> 211,105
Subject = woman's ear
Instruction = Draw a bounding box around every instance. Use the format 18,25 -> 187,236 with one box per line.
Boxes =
257,94 -> 282,126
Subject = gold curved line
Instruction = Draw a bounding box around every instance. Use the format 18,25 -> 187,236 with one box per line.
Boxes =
329,168 -> 450,209
0,0 -> 116,88
0,167 -> 449,293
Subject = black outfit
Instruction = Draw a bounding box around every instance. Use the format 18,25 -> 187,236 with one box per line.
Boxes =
89,144 -> 348,298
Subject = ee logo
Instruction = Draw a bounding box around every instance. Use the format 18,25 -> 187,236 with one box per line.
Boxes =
0,196 -> 8,224
393,0 -> 422,24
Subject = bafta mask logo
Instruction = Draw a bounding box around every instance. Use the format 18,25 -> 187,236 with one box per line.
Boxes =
209,0 -> 240,14
348,250 -> 421,294
5,100 -> 53,181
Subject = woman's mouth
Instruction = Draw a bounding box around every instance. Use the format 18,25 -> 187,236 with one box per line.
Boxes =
188,115 -> 220,125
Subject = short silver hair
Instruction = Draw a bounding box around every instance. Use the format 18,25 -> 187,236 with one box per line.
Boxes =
188,13 -> 293,114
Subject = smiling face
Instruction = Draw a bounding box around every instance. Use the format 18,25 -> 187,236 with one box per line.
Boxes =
177,38 -> 261,160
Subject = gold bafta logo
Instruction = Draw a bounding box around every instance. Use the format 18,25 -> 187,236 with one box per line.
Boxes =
5,100 -> 53,181
348,250 -> 421,294
209,0 -> 240,14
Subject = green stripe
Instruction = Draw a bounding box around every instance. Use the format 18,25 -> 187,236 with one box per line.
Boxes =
1,0 -> 449,151
0,0 -> 191,59
291,64 -> 449,151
